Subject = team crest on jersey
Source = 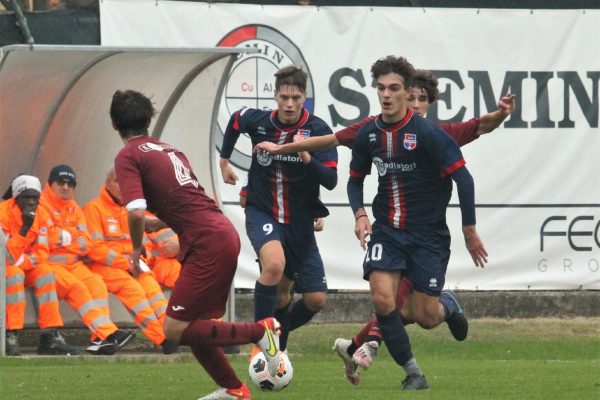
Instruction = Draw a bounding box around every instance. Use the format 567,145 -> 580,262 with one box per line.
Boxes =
256,150 -> 273,167
403,133 -> 417,150
297,129 -> 311,139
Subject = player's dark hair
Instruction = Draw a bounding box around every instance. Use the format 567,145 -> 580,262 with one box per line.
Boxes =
370,56 -> 415,85
408,69 -> 439,104
274,66 -> 307,92
110,90 -> 157,139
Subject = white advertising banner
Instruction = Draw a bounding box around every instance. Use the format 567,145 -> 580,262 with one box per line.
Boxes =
100,2 -> 600,290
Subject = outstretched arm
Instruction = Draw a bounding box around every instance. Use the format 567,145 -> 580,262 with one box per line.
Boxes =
477,91 -> 516,135
254,133 -> 339,155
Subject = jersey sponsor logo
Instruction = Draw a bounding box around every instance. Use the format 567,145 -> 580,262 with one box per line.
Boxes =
369,132 -> 377,142
256,150 -> 273,167
215,24 -> 315,172
403,133 -> 417,150
256,151 -> 304,167
171,305 -> 185,311
257,126 -> 267,135
372,157 -> 417,176
429,278 -> 438,288
273,154 -> 303,163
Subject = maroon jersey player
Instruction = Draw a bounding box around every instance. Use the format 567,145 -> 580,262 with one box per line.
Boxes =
111,89 -> 283,400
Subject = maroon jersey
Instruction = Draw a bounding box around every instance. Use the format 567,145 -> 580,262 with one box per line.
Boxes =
438,118 -> 480,146
115,136 -> 237,257
335,115 -> 481,149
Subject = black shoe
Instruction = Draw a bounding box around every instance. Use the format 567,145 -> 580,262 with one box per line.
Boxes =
161,339 -> 179,355
441,290 -> 469,341
401,374 -> 429,390
105,330 -> 135,354
6,330 -> 21,356
37,330 -> 79,356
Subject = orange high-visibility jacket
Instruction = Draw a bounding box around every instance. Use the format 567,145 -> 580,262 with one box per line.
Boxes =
0,198 -> 53,270
83,186 -> 137,269
39,184 -> 92,265
144,214 -> 179,260
1,199 -> 65,331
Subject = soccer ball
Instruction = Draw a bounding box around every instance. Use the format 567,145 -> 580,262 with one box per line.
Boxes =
248,350 -> 293,392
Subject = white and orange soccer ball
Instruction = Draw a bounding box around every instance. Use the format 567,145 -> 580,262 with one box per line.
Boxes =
248,350 -> 293,392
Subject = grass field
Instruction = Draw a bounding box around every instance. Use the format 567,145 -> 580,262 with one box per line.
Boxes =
2,318 -> 599,400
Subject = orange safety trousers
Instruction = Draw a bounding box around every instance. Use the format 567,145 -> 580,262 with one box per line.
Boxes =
5,263 -> 64,330
150,256 -> 181,289
50,261 -> 118,340
89,265 -> 167,345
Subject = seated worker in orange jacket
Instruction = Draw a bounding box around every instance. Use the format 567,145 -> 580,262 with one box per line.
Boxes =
144,214 -> 181,289
39,164 -> 135,355
83,167 -> 178,354
1,175 -> 78,356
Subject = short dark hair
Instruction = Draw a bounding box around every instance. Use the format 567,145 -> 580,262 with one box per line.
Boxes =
274,66 -> 307,92
408,69 -> 439,104
370,56 -> 415,85
110,90 -> 156,139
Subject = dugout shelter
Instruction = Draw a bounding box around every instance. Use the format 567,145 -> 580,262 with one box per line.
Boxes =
0,45 -> 256,356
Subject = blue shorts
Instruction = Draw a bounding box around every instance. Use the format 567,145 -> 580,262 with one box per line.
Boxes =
363,221 -> 451,296
294,244 -> 328,293
254,243 -> 328,293
245,206 -> 315,281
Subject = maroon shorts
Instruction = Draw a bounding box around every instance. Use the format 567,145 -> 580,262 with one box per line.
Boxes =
167,233 -> 241,321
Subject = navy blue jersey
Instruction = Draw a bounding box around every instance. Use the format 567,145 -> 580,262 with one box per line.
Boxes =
222,107 -> 338,223
349,109 -> 465,230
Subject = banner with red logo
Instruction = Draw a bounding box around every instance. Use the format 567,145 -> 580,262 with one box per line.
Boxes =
100,2 -> 600,290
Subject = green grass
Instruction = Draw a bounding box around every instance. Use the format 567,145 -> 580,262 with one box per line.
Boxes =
1,318 -> 599,399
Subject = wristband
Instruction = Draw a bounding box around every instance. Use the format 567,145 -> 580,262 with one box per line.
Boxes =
355,214 -> 368,221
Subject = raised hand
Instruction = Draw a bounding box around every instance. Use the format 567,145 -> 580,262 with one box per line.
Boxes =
498,90 -> 516,117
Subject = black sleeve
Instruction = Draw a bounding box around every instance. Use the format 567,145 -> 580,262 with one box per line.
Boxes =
451,166 -> 476,226
306,158 -> 337,190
